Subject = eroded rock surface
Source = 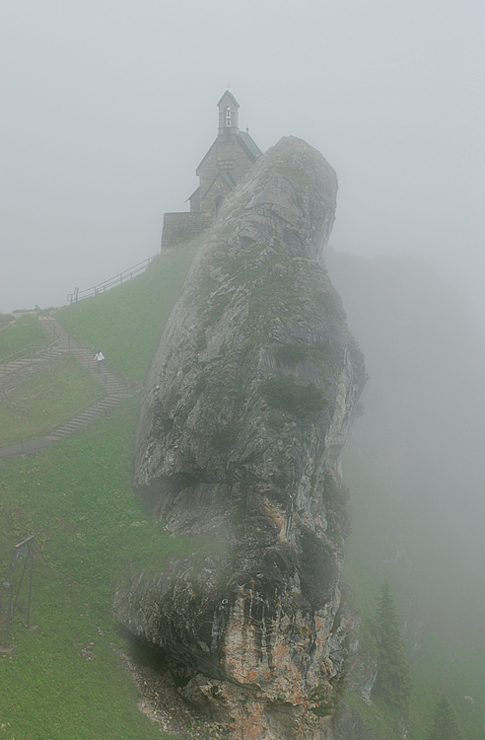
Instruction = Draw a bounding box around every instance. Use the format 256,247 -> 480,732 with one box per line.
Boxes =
114,137 -> 366,739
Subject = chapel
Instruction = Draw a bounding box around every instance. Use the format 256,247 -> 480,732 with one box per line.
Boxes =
161,92 -> 262,248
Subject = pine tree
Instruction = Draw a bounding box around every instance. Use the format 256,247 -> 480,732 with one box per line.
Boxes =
426,695 -> 463,740
372,581 -> 412,711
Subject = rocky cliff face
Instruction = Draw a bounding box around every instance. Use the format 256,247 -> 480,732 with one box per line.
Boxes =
114,137 -> 366,740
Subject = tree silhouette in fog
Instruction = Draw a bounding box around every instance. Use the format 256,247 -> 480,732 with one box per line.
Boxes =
425,695 -> 463,740
372,581 -> 412,711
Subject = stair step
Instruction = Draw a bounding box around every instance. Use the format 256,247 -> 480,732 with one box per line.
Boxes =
11,316 -> 134,443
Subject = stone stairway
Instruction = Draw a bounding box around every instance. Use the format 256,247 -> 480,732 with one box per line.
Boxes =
38,316 -> 132,440
0,313 -> 63,385
40,317 -> 129,393
46,394 -> 128,440
0,317 -> 134,458
0,345 -> 64,380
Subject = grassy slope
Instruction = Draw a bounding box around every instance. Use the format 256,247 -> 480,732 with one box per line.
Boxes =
57,242 -> 201,383
1,239 -> 483,739
0,401 -> 189,739
0,356 -> 101,446
0,315 -> 52,359
0,244 -> 200,740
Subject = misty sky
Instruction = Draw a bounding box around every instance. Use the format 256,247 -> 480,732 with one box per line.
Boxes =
1,0 -> 484,329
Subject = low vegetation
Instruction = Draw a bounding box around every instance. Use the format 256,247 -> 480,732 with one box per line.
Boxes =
0,244 -> 200,739
0,400 -> 188,739
57,241 -> 200,383
0,315 -> 52,360
1,237 -> 483,739
0,355 -> 100,446
260,376 -> 325,418
0,313 -> 15,330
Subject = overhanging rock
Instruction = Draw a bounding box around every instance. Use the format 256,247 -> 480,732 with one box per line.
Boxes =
114,136 -> 366,740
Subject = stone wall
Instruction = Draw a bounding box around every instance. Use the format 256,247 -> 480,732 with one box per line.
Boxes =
161,212 -> 206,249
201,178 -> 231,226
197,137 -> 257,225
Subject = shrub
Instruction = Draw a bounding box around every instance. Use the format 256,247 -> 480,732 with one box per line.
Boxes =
260,376 -> 325,418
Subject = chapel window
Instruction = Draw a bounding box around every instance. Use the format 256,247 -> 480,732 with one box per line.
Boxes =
215,195 -> 224,216
225,107 -> 232,127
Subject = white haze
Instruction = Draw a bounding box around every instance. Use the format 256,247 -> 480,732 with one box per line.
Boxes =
327,248 -> 485,644
1,0 -> 484,332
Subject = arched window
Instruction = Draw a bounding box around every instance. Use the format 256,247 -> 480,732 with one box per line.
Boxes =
215,195 -> 224,216
225,106 -> 232,127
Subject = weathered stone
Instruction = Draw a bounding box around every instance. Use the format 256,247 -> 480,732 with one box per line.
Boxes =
114,136 -> 366,739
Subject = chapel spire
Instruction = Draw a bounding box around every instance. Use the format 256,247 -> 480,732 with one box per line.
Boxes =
217,90 -> 240,136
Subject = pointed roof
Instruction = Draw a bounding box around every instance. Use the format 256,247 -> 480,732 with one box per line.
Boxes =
202,170 -> 238,201
186,186 -> 200,203
195,130 -> 261,175
238,131 -> 262,161
217,90 -> 240,109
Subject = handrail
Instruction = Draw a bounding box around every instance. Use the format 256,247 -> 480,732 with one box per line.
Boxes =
50,391 -> 105,432
79,354 -> 136,396
0,316 -> 60,366
1,339 -> 60,368
0,391 -> 106,452
67,254 -> 159,304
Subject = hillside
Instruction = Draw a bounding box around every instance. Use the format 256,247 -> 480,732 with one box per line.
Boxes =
1,239 -> 483,739
0,244 -> 201,740
57,241 -> 201,384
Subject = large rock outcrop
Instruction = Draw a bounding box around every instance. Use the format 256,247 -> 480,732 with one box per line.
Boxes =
114,137 -> 366,739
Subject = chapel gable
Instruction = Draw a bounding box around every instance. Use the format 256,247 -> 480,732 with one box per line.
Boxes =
162,92 -> 262,249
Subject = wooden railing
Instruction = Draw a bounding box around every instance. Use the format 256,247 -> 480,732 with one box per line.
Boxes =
67,254 -> 158,304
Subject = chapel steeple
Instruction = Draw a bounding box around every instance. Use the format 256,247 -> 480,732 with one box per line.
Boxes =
217,90 -> 240,136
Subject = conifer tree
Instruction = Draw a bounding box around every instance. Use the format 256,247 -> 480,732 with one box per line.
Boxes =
372,581 -> 412,711
426,695 -> 463,740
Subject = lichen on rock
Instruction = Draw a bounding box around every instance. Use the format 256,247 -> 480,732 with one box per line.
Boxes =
114,136 -> 366,739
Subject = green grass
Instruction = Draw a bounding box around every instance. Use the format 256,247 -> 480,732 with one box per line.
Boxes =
2,234 -> 484,739
0,313 -> 15,330
0,241 -> 204,739
0,576 -> 178,740
0,315 -> 52,360
0,400 -> 202,740
0,398 -> 224,611
57,242 -> 200,383
260,376 -> 326,418
0,356 -> 101,446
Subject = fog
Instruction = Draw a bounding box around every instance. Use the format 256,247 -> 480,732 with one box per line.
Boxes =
1,0 -> 484,331
326,249 -> 485,645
